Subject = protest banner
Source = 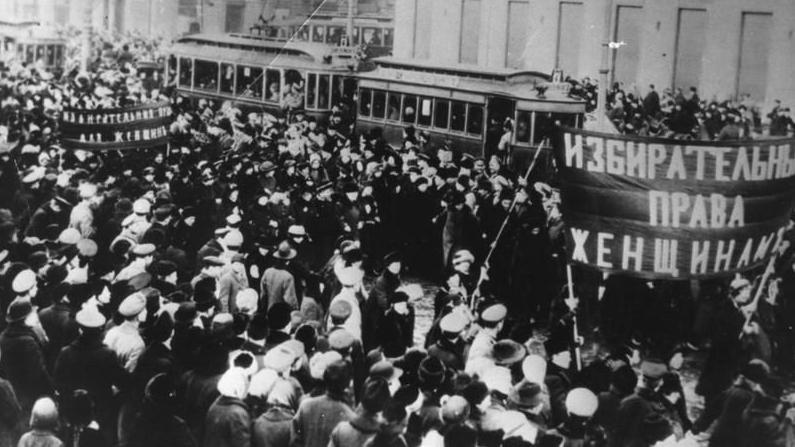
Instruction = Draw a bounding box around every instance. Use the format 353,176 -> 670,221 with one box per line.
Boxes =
59,101 -> 171,151
554,127 -> 795,279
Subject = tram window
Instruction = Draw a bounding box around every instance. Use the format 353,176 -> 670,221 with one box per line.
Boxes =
318,74 -> 331,109
313,26 -> 326,43
353,27 -> 361,44
328,27 -> 344,45
434,100 -> 450,129
362,28 -> 383,46
372,90 -> 386,118
283,69 -> 306,109
168,55 -> 177,79
331,76 -> 343,106
552,113 -> 577,129
220,63 -> 235,95
359,88 -> 372,117
533,112 -> 554,145
296,26 -> 309,41
516,111 -> 531,143
387,93 -> 401,121
36,45 -> 44,62
236,65 -> 263,98
265,69 -> 281,103
450,101 -> 466,132
46,45 -> 55,66
178,58 -> 193,87
418,97 -> 433,127
402,95 -> 417,123
26,45 -> 34,63
55,46 -> 63,66
194,60 -> 219,91
306,73 -> 317,108
467,104 -> 484,135
17,44 -> 23,56
384,28 -> 394,47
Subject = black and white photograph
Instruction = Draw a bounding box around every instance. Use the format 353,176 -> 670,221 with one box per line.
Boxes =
0,0 -> 793,446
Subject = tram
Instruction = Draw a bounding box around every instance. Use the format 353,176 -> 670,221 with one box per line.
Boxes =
0,20 -> 66,70
355,57 -> 586,160
165,33 -> 359,120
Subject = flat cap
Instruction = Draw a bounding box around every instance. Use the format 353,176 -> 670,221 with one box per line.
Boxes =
329,299 -> 353,320
328,329 -> 355,351
439,312 -> 467,334
565,387 -> 599,417
76,305 -> 107,328
77,239 -> 98,257
12,269 -> 37,294
119,292 -> 146,317
640,359 -> 668,380
131,243 -> 156,256
481,304 -> 507,323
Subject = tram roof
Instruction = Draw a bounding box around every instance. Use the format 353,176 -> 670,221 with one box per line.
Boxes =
0,21 -> 65,43
360,57 -> 583,104
170,33 -> 355,71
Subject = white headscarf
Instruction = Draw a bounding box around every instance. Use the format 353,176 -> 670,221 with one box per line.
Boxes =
217,367 -> 249,400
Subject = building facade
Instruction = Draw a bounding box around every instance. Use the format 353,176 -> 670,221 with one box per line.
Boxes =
394,0 -> 795,110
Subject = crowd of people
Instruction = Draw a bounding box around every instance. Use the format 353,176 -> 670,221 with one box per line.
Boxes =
0,32 -> 793,447
568,77 -> 795,140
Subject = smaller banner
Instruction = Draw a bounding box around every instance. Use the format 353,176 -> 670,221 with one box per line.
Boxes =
59,101 -> 171,151
554,127 -> 795,279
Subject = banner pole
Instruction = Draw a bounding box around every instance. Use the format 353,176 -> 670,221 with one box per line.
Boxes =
738,254 -> 778,340
566,264 -> 583,371
470,142 -> 546,311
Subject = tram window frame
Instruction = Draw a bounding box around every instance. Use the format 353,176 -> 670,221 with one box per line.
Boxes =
220,63 -> 235,95
306,73 -> 317,109
25,45 -> 34,63
387,92 -> 401,122
533,112 -> 555,145
418,97 -> 433,127
265,69 -> 281,103
467,104 -> 484,136
46,45 -> 55,66
328,26 -> 344,45
331,76 -> 343,106
515,110 -> 531,144
194,60 -> 219,92
372,90 -> 387,119
362,28 -> 383,46
450,101 -> 467,133
296,26 -> 310,41
313,25 -> 326,43
353,27 -> 361,44
54,45 -> 63,66
402,95 -> 417,124
318,74 -> 331,109
434,99 -> 450,129
236,65 -> 263,99
178,57 -> 193,88
383,28 -> 394,48
36,45 -> 44,62
359,88 -> 372,117
552,113 -> 577,129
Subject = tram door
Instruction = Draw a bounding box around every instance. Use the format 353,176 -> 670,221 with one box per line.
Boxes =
484,96 -> 515,160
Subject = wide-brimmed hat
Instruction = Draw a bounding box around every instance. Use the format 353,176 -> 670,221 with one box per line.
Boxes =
273,240 -> 297,260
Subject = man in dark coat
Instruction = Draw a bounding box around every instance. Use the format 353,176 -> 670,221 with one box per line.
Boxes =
124,373 -> 197,447
739,379 -> 790,447
643,85 -> 661,118
291,360 -> 356,447
363,252 -> 402,351
613,359 -> 670,447
54,305 -> 129,445
24,197 -> 70,238
38,287 -> 80,372
0,298 -> 54,415
176,342 -> 228,443
427,313 -> 466,372
375,291 -> 415,358
441,192 -> 481,269
0,362 -> 23,447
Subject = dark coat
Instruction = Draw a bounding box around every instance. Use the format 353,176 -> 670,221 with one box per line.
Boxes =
132,342 -> 176,400
252,406 -> 293,447
38,303 -> 79,372
124,404 -> 198,447
54,334 -> 129,429
177,370 -> 222,443
427,337 -> 465,372
612,387 -> 667,447
0,322 -> 54,412
290,394 -> 355,447
740,396 -> 790,447
0,378 -> 22,447
375,308 -> 415,354
697,299 -> 747,402
203,395 -> 251,447
692,380 -> 757,447
328,413 -> 380,447
545,363 -> 574,427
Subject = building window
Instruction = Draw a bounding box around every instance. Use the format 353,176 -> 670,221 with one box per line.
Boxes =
556,2 -> 583,78
225,3 -> 246,33
672,8 -> 707,91
612,5 -> 643,86
460,0 -> 481,64
737,12 -> 773,101
178,0 -> 198,17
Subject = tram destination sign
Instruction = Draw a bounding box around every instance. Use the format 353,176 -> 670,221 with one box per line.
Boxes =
554,127 -> 795,279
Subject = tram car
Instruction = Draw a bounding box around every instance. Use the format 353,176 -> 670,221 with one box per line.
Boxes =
0,20 -> 66,70
355,57 -> 586,161
165,33 -> 359,120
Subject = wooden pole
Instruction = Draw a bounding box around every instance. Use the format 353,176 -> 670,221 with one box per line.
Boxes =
566,264 -> 583,371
